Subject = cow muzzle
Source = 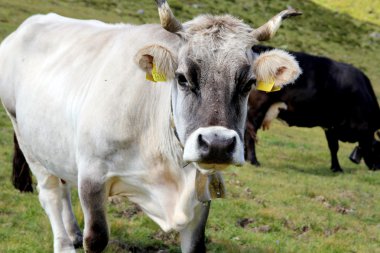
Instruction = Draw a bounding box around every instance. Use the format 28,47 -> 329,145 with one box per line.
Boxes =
183,126 -> 244,169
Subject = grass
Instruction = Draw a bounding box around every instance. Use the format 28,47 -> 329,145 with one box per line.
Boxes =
0,0 -> 380,252
311,0 -> 380,26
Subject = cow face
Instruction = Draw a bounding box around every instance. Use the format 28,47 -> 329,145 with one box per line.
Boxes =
137,1 -> 301,170
173,32 -> 254,168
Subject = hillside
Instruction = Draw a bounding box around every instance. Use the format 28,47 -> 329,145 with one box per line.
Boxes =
0,1 -> 379,252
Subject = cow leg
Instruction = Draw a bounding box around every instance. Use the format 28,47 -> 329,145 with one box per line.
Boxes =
180,201 -> 210,253
324,130 -> 343,172
33,166 -> 76,253
78,168 -> 109,253
61,181 -> 83,248
10,124 -> 76,252
248,137 -> 260,166
245,122 -> 260,166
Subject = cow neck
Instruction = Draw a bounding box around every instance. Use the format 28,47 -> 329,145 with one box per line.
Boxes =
170,100 -> 184,150
169,100 -> 226,204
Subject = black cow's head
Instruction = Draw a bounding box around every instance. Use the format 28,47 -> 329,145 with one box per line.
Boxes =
368,129 -> 380,170
359,129 -> 380,170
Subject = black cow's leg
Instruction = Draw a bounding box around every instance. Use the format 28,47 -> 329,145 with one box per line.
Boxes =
324,130 -> 343,172
245,122 -> 261,166
180,201 -> 210,253
248,138 -> 261,166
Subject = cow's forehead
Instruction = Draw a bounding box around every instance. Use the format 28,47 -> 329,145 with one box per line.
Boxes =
182,14 -> 256,55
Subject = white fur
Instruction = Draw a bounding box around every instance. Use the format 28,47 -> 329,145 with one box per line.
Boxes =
262,102 -> 288,130
254,49 -> 302,89
0,10 -> 300,253
0,13 -> 200,252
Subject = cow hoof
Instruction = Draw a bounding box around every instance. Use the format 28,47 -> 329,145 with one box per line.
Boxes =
54,237 -> 76,253
73,233 -> 83,249
250,160 -> 261,167
331,167 -> 343,173
84,229 -> 108,253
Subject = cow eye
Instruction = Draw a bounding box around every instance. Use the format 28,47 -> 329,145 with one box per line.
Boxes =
175,73 -> 189,88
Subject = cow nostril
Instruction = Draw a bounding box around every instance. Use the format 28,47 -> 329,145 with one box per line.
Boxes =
198,134 -> 209,152
226,136 -> 236,154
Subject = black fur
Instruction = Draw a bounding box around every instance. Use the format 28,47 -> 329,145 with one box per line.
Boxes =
12,133 -> 33,192
246,45 -> 380,172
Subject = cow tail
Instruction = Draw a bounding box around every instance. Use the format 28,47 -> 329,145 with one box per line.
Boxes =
12,133 -> 33,192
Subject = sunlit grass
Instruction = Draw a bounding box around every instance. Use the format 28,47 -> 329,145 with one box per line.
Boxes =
312,0 -> 380,26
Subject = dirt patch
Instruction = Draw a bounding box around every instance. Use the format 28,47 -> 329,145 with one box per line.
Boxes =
313,195 -> 354,215
324,226 -> 342,237
252,225 -> 271,233
108,240 -> 169,253
151,230 -> 178,245
335,206 -> 354,215
116,204 -> 142,219
236,218 -> 255,228
283,219 -> 297,231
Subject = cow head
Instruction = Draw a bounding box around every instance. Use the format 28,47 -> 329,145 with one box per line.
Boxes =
367,129 -> 380,170
136,1 -> 301,170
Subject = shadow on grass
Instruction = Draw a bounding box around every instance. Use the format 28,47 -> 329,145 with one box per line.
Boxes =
106,239 -> 172,253
105,238 -> 269,253
274,163 -> 363,177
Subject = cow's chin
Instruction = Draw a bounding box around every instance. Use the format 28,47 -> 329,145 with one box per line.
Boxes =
196,163 -> 230,175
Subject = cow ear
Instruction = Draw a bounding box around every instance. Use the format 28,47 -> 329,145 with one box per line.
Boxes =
135,45 -> 178,81
253,49 -> 302,90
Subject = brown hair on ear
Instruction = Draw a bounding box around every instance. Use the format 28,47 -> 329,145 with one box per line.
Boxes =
135,45 -> 178,80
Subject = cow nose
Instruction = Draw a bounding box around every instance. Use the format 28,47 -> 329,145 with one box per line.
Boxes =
183,126 -> 245,166
197,133 -> 236,163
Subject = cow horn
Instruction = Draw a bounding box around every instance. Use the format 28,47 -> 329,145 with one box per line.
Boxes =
252,7 -> 302,41
155,0 -> 183,33
375,129 -> 380,142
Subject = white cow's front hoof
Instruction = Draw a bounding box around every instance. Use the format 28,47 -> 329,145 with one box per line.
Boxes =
54,237 -> 76,253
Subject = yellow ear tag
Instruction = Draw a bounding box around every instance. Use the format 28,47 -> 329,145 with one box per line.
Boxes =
271,85 -> 281,92
146,63 -> 167,82
257,79 -> 275,92
256,79 -> 281,92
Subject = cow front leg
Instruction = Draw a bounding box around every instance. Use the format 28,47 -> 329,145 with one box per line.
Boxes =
61,180 -> 83,248
34,169 -> 76,253
324,130 -> 343,172
78,170 -> 109,253
245,123 -> 261,166
180,201 -> 210,253
248,137 -> 260,166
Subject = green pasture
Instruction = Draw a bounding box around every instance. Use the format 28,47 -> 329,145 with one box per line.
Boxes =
0,0 -> 379,252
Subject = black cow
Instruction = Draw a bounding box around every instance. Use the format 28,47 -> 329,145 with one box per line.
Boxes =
245,45 -> 380,172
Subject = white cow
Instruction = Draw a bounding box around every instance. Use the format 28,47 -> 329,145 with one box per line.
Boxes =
0,1 -> 301,252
